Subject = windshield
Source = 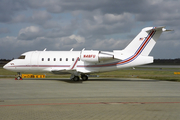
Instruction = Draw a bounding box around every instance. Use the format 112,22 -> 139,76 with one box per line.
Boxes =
18,55 -> 25,59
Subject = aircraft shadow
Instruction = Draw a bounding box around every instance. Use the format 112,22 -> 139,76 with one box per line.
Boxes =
23,78 -> 158,83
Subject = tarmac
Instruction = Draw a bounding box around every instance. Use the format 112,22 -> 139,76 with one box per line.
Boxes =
0,78 -> 180,120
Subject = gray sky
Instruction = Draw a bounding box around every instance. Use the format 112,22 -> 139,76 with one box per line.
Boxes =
0,0 -> 179,59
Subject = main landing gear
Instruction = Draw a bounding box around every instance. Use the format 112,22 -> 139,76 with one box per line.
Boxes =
81,74 -> 88,81
70,74 -> 88,81
15,72 -> 23,80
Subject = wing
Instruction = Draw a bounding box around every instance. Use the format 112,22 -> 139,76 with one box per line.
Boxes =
51,57 -> 80,74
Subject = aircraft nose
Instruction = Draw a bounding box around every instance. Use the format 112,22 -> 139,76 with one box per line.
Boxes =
3,63 -> 13,71
3,64 -> 8,70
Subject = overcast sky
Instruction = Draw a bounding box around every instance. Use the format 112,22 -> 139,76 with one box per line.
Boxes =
0,0 -> 179,59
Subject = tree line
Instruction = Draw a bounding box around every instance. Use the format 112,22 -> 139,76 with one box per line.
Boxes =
1,58 -> 180,65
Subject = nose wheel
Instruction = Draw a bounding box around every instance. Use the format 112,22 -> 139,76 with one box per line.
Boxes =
15,72 -> 22,80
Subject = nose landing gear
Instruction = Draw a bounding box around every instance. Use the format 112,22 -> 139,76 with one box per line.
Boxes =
15,72 -> 22,80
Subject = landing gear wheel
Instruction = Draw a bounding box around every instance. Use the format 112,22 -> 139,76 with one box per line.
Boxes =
17,76 -> 22,80
73,76 -> 80,81
81,75 -> 88,81
15,72 -> 22,80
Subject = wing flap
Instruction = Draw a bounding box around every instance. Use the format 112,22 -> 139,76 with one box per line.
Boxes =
51,69 -> 76,74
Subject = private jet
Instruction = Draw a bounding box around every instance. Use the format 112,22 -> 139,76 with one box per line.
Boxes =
3,26 -> 172,81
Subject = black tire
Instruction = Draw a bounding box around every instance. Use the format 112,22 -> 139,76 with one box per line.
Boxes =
81,75 -> 88,81
73,76 -> 80,81
17,76 -> 21,80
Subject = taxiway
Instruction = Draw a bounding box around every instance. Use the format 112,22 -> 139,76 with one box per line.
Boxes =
0,78 -> 180,120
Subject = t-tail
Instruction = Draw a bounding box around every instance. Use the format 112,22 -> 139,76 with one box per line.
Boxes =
123,26 -> 172,56
114,26 -> 173,67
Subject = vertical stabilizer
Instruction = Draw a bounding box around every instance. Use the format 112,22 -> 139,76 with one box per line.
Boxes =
123,27 -> 168,56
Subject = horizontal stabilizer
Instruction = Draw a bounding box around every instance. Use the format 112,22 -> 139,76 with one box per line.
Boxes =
162,28 -> 174,32
145,26 -> 173,32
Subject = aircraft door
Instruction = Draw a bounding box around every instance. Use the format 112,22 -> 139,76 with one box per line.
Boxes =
30,51 -> 40,71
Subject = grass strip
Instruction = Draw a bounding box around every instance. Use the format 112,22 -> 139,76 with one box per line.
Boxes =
1,67 -> 180,82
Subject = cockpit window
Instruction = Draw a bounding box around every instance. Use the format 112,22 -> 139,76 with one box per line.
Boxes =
18,55 -> 25,59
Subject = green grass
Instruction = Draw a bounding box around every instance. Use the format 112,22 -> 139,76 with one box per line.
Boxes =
97,67 -> 180,82
0,68 -> 16,75
1,67 -> 180,82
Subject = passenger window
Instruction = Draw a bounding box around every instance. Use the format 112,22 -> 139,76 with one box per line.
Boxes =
42,58 -> 44,61
66,58 -> 68,61
48,58 -> 50,61
72,58 -> 74,61
60,58 -> 62,61
54,58 -> 56,61
18,55 -> 25,59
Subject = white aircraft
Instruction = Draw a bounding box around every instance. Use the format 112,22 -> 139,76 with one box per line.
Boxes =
3,26 -> 172,81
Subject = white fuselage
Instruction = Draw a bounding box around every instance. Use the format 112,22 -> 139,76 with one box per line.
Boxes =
3,50 -> 153,74
3,26 -> 170,80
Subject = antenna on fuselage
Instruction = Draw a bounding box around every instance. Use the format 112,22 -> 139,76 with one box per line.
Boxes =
70,48 -> 73,51
43,48 -> 47,51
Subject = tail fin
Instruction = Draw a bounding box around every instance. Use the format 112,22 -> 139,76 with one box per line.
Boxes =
123,26 -> 171,56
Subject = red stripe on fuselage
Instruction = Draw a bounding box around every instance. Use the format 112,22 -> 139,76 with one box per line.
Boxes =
8,31 -> 155,69
77,30 -> 155,67
71,57 -> 79,70
116,30 -> 155,65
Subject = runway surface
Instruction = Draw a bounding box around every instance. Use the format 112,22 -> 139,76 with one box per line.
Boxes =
0,78 -> 180,120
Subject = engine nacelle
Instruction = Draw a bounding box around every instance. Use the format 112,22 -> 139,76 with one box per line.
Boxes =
80,50 -> 114,63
